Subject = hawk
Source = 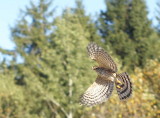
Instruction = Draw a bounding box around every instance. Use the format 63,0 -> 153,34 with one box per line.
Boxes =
80,42 -> 132,106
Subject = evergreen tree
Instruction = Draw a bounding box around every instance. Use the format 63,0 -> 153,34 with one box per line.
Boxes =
47,3 -> 101,116
72,0 -> 100,42
98,0 -> 159,70
127,0 -> 156,67
52,11 -> 92,117
10,0 -> 61,117
9,0 -> 100,117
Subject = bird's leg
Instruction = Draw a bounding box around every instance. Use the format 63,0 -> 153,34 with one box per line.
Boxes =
116,79 -> 124,89
116,79 -> 123,84
116,85 -> 122,89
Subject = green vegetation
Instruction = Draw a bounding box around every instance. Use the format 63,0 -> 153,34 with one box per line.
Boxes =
0,0 -> 159,117
98,0 -> 160,70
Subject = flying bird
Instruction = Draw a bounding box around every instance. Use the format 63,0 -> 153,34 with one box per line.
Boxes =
80,42 -> 132,106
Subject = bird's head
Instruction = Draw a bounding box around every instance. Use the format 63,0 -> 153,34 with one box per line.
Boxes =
92,66 -> 99,70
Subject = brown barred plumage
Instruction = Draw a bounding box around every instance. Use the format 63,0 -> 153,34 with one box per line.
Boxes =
80,43 -> 132,106
80,76 -> 114,106
115,72 -> 132,100
87,43 -> 117,72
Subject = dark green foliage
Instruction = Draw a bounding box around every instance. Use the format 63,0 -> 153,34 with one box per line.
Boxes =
72,0 -> 101,42
98,0 -> 160,70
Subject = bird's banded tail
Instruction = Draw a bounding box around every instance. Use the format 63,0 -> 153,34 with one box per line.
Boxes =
115,72 -> 132,100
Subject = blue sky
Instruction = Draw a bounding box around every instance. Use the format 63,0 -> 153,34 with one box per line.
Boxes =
0,0 -> 159,50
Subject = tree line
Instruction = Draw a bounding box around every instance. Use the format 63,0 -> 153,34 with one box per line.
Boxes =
0,0 -> 160,117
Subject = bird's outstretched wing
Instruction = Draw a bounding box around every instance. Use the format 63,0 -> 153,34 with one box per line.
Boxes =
115,72 -> 132,100
87,43 -> 117,72
80,76 -> 114,106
